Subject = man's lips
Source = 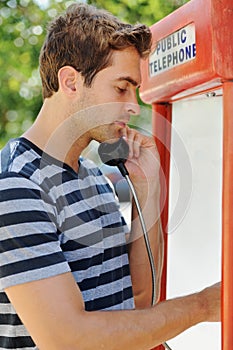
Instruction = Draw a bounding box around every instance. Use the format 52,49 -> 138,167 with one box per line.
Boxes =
113,120 -> 128,128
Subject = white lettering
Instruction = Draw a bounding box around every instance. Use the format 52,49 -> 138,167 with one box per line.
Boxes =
149,23 -> 196,77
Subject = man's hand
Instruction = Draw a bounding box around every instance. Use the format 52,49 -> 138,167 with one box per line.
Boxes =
123,127 -> 160,186
198,282 -> 221,322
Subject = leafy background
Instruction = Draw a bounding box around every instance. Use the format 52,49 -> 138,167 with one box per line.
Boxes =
0,0 -> 189,148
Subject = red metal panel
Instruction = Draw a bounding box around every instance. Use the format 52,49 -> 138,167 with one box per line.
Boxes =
222,81 -> 233,350
139,1 -> 233,348
212,2 -> 233,79
140,0 -> 233,104
151,103 -> 172,350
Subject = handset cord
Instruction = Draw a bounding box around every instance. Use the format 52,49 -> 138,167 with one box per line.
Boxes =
125,174 -> 156,306
97,138 -> 172,350
125,174 -> 173,350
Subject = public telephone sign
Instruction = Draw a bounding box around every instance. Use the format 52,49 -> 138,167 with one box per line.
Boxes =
149,23 -> 196,77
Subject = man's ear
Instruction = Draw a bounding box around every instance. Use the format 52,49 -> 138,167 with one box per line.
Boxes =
58,66 -> 80,96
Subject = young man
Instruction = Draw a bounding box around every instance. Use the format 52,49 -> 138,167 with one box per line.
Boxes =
0,3 -> 220,350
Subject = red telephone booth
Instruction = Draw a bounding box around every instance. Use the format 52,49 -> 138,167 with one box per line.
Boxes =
140,0 -> 233,349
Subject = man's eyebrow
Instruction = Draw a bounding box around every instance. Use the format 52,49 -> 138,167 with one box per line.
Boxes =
117,76 -> 141,88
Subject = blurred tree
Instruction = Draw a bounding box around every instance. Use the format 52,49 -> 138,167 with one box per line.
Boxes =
91,0 -> 188,25
0,0 -> 71,146
0,0 -> 189,147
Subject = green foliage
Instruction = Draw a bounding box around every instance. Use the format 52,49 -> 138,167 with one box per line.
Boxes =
0,0 -> 189,148
0,0 -> 69,147
90,0 -> 188,25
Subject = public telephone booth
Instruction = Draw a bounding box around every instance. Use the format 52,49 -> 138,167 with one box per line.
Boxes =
140,0 -> 233,349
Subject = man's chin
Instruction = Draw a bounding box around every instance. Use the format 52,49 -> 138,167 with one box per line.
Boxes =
93,129 -> 124,145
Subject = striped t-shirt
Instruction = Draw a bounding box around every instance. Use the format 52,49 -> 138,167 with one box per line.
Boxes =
0,137 -> 134,349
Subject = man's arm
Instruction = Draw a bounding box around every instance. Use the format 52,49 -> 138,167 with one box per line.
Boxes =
124,128 -> 164,307
128,181 -> 164,308
5,272 -> 220,350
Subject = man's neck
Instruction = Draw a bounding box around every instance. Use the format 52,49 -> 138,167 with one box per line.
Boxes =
23,100 -> 90,172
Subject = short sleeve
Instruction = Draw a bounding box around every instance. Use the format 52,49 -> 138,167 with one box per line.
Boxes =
0,173 -> 71,290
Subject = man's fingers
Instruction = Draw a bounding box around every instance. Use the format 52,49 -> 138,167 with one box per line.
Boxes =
126,128 -> 143,159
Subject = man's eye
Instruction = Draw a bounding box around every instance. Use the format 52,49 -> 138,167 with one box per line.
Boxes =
116,87 -> 127,93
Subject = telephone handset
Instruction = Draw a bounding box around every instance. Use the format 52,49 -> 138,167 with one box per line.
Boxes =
98,137 -> 129,177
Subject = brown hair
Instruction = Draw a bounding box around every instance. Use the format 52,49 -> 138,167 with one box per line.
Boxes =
39,3 -> 152,99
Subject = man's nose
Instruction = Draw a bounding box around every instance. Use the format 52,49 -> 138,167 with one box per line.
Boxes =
126,101 -> 141,116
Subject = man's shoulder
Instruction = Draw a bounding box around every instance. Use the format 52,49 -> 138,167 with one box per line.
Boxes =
0,138 -> 40,177
0,138 -> 46,197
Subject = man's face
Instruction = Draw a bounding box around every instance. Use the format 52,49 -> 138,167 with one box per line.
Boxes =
74,46 -> 142,143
